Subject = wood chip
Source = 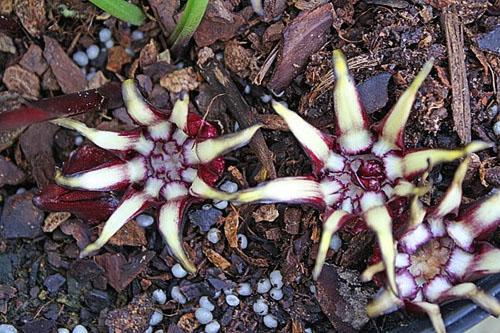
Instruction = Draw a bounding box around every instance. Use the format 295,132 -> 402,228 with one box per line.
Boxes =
177,312 -> 200,333
19,44 -> 48,75
14,0 -> 46,37
252,204 -> 279,222
160,67 -> 200,93
2,65 -> 40,99
43,36 -> 86,93
107,220 -> 146,247
106,46 -> 132,73
442,9 -> 471,143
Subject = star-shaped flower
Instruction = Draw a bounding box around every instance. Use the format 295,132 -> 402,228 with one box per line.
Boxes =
203,50 -> 489,294
35,80 -> 261,272
362,158 -> 500,333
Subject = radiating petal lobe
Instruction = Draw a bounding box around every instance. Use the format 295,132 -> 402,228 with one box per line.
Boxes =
122,79 -> 164,125
332,50 -> 373,154
158,199 -> 196,273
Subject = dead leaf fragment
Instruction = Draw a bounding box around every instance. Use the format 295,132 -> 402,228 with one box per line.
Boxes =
0,32 -> 15,54
43,212 -> 71,233
160,67 -> 200,93
203,247 -> 231,271
252,204 -> 279,222
177,312 -> 200,333
20,44 -> 48,75
106,46 -> 132,73
224,209 -> 240,248
107,220 -> 146,247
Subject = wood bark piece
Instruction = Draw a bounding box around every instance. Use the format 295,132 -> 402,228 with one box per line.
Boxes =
199,60 -> 277,179
442,9 -> 471,143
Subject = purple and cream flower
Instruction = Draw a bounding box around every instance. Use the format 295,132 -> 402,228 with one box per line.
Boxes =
362,158 -> 500,333
34,80 -> 261,273
213,50 -> 489,294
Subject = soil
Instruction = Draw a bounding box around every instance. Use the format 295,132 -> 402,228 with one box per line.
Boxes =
0,1 -> 499,332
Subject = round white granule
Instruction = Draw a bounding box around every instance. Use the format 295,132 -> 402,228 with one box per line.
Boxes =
270,287 -> 283,301
263,314 -> 278,328
0,325 -> 17,333
252,298 -> 268,316
269,270 -> 283,289
199,296 -> 215,311
99,28 -> 112,42
207,228 -> 221,244
72,51 -> 88,67
237,282 -> 252,296
171,263 -> 188,278
225,294 -> 240,307
205,320 -> 221,333
171,286 -> 187,304
152,289 -> 167,305
57,329 -> 70,333
86,44 -> 100,60
195,308 -> 213,325
72,325 -> 88,333
329,233 -> 342,251
136,214 -> 154,227
257,278 -> 271,294
237,234 -> 248,249
149,310 -> 163,326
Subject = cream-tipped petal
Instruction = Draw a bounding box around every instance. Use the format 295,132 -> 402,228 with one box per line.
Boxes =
332,50 -> 373,154
361,262 -> 385,282
52,118 -> 153,154
366,289 -> 403,317
122,79 -> 163,125
312,210 -> 351,279
410,302 -> 445,333
272,100 -> 337,171
408,196 -> 427,229
467,244 -> 500,279
373,60 -> 433,156
194,125 -> 262,164
158,200 -> 196,273
169,94 -> 189,131
220,177 -> 326,207
79,189 -> 151,257
364,206 -> 397,295
447,192 -> 500,249
399,141 -> 490,179
440,283 -> 500,316
55,157 -> 147,191
429,158 -> 468,219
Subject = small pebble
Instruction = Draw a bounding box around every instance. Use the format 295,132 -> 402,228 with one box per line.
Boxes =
207,228 -> 221,244
85,72 -> 96,81
154,330 -> 164,333
260,94 -> 272,103
58,329 -> 70,333
171,286 -> 187,304
176,62 -> 185,69
132,30 -> 145,41
269,270 -> 283,289
195,308 -> 213,324
205,320 -> 221,333
263,314 -> 278,329
15,188 -> 26,194
152,289 -> 167,305
225,294 -> 240,307
270,287 -> 283,301
72,325 -> 88,333
125,47 -> 135,56
488,104 -> 498,118
0,325 -> 17,333
257,278 -> 272,294
237,282 -> 252,296
329,233 -> 342,252
105,39 -> 114,49
213,200 -> 228,210
144,327 -> 153,333
237,234 -> 248,249
99,28 -> 112,42
220,181 -> 238,193
172,263 -> 188,278
199,296 -> 215,311
136,214 -> 154,227
223,286 -> 234,295
309,284 -> 316,295
244,85 -> 251,94
215,53 -> 224,61
74,136 -> 84,146
494,121 -> 500,136
149,310 -> 163,326
252,298 -> 268,316
86,44 -> 100,60
304,329 -> 313,333
72,51 -> 89,67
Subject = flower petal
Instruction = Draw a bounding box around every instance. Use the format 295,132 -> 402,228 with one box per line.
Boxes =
54,157 -> 147,191
399,223 -> 432,254
385,141 -> 490,180
193,124 -> 262,164
332,50 -> 373,154
52,118 -> 153,154
407,301 -> 445,333
312,210 -> 352,279
361,262 -> 385,282
189,176 -> 235,201
423,275 -> 452,302
364,205 -> 398,294
438,283 -> 500,316
372,60 -> 433,156
169,94 -> 189,131
366,289 -> 403,318
158,199 -> 196,273
122,79 -> 164,125
462,242 -> 500,281
428,157 -> 468,219
79,187 -> 154,258
446,191 -> 500,250
272,100 -> 339,172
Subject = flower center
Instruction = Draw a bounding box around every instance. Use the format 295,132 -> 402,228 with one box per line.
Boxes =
408,238 -> 452,286
320,155 -> 391,213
